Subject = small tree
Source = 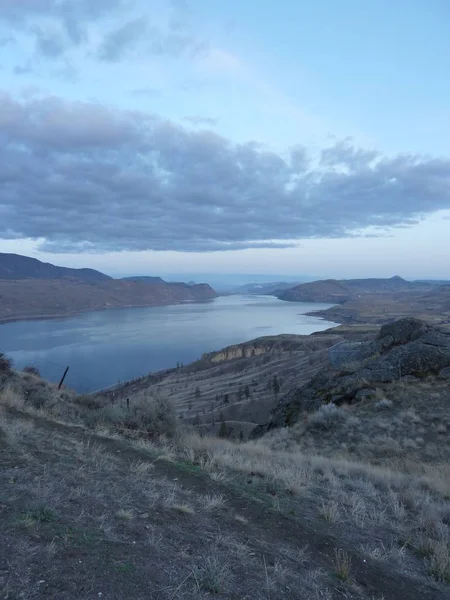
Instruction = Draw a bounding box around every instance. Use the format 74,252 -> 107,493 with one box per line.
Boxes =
244,384 -> 250,399
218,414 -> 228,439
195,386 -> 201,401
272,375 -> 280,398
238,386 -> 243,401
239,430 -> 244,442
223,393 -> 229,405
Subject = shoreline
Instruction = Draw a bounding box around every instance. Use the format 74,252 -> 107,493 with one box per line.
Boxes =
0,298 -> 217,326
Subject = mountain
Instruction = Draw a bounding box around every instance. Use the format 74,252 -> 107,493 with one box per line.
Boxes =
230,281 -> 302,295
278,276 -> 435,303
121,276 -> 166,284
0,252 -> 111,282
0,253 -> 217,322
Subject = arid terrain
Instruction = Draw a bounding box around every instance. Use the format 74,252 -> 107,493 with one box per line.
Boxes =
1,317 -> 450,599
0,253 -> 217,323
276,277 -> 450,326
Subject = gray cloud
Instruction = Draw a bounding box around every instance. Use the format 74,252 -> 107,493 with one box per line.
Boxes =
1,0 -> 209,66
1,91 -> 450,254
33,28 -> 66,57
98,18 -> 149,62
0,0 -> 125,64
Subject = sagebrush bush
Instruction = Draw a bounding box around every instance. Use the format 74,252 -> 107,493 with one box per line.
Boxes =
23,366 -> 41,377
90,394 -> 177,438
307,403 -> 348,430
0,353 -> 13,379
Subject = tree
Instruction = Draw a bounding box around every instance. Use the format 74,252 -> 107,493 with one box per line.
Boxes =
244,384 -> 250,400
218,413 -> 228,438
238,386 -> 243,401
272,375 -> 280,397
239,430 -> 244,442
195,386 -> 201,401
223,393 -> 229,404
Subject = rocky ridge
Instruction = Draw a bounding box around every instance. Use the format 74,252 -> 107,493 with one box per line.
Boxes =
253,318 -> 450,434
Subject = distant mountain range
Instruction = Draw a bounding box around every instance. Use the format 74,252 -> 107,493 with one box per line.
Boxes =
0,253 -> 217,323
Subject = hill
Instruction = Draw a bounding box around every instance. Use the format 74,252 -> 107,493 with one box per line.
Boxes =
0,279 -> 217,323
230,281 -> 303,295
1,319 -> 449,598
0,252 -> 111,282
121,276 -> 166,284
0,253 -> 217,322
278,276 -> 433,303
276,277 -> 450,326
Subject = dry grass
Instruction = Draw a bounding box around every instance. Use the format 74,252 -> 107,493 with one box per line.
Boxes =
169,428 -> 450,586
193,554 -> 230,594
172,503 -> 195,515
333,548 -> 351,581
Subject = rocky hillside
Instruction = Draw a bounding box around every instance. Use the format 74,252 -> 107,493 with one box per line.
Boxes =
255,318 -> 450,437
278,276 -> 434,303
0,252 -> 111,282
0,276 -> 217,323
0,253 -> 217,322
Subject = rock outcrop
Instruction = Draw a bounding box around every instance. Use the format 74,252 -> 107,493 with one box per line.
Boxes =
252,318 -> 450,436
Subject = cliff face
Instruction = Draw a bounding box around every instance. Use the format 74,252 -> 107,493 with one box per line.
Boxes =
200,335 -> 330,364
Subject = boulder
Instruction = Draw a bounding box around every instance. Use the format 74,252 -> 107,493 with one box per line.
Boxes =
377,318 -> 430,347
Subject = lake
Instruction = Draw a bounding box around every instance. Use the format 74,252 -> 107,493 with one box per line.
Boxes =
0,295 -> 336,392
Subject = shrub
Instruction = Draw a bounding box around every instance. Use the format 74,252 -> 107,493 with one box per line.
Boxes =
23,366 -> 41,377
307,403 -> 347,430
375,398 -> 393,410
91,393 -> 177,438
0,353 -> 13,378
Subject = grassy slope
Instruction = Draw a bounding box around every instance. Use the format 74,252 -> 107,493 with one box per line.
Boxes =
1,371 -> 450,599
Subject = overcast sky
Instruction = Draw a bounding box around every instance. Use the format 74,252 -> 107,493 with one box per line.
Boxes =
1,0 -> 449,280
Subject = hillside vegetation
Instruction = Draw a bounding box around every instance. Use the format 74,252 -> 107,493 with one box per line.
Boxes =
1,318 -> 450,599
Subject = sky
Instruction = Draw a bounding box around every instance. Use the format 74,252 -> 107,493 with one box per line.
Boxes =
0,0 -> 450,280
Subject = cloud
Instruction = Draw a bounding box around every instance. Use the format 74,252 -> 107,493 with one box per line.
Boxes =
184,116 -> 219,126
33,28 -> 66,58
97,17 -> 149,62
0,35 -> 14,46
0,0 -> 125,66
1,0 -> 209,67
1,91 -> 450,254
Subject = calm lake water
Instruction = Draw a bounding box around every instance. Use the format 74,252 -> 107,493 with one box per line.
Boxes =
0,295 -> 336,392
